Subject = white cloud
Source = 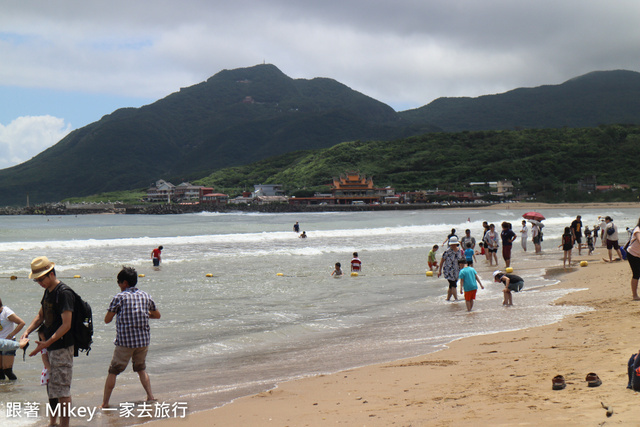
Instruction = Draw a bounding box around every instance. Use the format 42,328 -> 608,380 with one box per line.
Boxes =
0,116 -> 71,169
2,0 -> 640,136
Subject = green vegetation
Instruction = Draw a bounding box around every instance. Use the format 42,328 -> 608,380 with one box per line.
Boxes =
195,124 -> 640,202
63,189 -> 147,204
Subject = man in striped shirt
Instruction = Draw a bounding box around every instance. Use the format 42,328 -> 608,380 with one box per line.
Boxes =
101,267 -> 161,408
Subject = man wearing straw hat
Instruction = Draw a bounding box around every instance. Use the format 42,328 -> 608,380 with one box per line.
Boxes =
22,256 -> 75,427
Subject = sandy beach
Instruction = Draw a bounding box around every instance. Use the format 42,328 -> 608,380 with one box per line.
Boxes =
150,245 -> 640,426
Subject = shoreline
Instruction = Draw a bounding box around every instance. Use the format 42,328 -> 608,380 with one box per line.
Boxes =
150,254 -> 640,426
2,201 -> 639,216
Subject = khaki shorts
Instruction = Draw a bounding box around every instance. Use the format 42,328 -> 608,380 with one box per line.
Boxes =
48,346 -> 74,399
108,346 -> 149,375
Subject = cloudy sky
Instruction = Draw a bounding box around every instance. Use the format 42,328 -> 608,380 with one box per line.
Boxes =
2,0 -> 639,169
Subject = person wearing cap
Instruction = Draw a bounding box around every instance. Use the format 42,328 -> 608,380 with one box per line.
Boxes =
101,266 -> 161,409
438,237 -> 464,301
493,270 -> 524,306
21,256 -> 75,427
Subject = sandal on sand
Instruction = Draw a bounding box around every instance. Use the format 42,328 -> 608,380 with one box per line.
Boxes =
552,375 -> 566,390
586,372 -> 602,387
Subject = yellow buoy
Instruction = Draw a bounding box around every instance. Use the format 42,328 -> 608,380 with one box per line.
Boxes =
505,267 -> 514,273
73,275 -> 81,279
426,271 -> 434,277
139,274 -> 145,278
205,273 -> 213,277
580,260 -> 588,267
351,272 -> 358,277
276,273 -> 284,276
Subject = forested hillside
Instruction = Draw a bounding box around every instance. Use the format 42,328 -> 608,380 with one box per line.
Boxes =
196,124 -> 640,202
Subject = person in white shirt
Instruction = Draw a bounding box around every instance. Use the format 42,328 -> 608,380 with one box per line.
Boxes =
520,220 -> 528,252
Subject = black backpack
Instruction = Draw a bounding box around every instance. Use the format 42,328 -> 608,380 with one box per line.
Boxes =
57,283 -> 94,356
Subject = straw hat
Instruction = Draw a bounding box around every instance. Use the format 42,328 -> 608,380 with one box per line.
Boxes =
29,256 -> 55,279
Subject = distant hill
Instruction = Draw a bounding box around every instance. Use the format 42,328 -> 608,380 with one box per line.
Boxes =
1,66 -> 640,206
0,64 -> 431,206
399,70 -> 640,131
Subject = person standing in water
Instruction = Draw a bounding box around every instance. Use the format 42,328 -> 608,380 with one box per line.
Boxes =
151,246 -> 163,267
438,237 -> 463,301
350,253 -> 362,272
520,220 -> 528,252
458,259 -> 484,312
101,267 -> 161,409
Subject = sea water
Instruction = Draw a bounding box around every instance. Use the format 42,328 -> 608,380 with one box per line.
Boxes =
0,207 -> 637,426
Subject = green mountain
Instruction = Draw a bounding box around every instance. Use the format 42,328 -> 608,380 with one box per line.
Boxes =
0,64 -> 430,206
2,66 -> 640,206
400,70 -> 640,131
196,124 -> 640,202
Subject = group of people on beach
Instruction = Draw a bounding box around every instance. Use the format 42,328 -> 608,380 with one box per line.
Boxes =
5,256 -> 161,427
432,225 -> 525,310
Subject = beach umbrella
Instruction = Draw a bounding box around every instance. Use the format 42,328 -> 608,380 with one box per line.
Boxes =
523,211 -> 545,221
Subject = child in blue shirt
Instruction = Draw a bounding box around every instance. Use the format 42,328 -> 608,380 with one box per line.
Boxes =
458,259 -> 484,312
464,242 -> 476,266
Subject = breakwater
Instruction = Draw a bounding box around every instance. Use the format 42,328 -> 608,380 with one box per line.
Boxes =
0,201 -> 494,215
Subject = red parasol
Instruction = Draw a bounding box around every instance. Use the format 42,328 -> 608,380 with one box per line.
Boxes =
523,211 -> 545,221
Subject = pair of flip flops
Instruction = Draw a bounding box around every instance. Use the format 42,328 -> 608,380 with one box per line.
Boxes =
552,373 -> 602,390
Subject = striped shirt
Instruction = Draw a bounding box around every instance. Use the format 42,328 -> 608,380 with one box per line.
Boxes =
108,287 -> 157,348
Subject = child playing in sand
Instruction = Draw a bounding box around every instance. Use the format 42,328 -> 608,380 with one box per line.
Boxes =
464,242 -> 476,267
427,245 -> 439,271
559,226 -> 574,268
584,226 -> 594,255
331,262 -> 343,277
458,259 -> 484,312
476,241 -> 485,256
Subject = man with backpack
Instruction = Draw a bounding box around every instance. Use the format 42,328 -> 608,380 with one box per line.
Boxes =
101,266 -> 161,409
22,256 -> 75,427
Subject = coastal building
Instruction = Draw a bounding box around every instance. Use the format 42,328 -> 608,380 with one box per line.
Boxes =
254,184 -> 285,197
146,180 -> 176,202
201,193 -> 229,204
288,193 -> 336,206
254,196 -> 288,205
331,171 -> 379,205
174,182 -> 212,201
228,195 -> 254,204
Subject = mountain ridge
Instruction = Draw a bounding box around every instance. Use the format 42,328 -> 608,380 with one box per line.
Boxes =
1,65 -> 640,206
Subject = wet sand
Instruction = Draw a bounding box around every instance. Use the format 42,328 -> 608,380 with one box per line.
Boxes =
150,247 -> 640,426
